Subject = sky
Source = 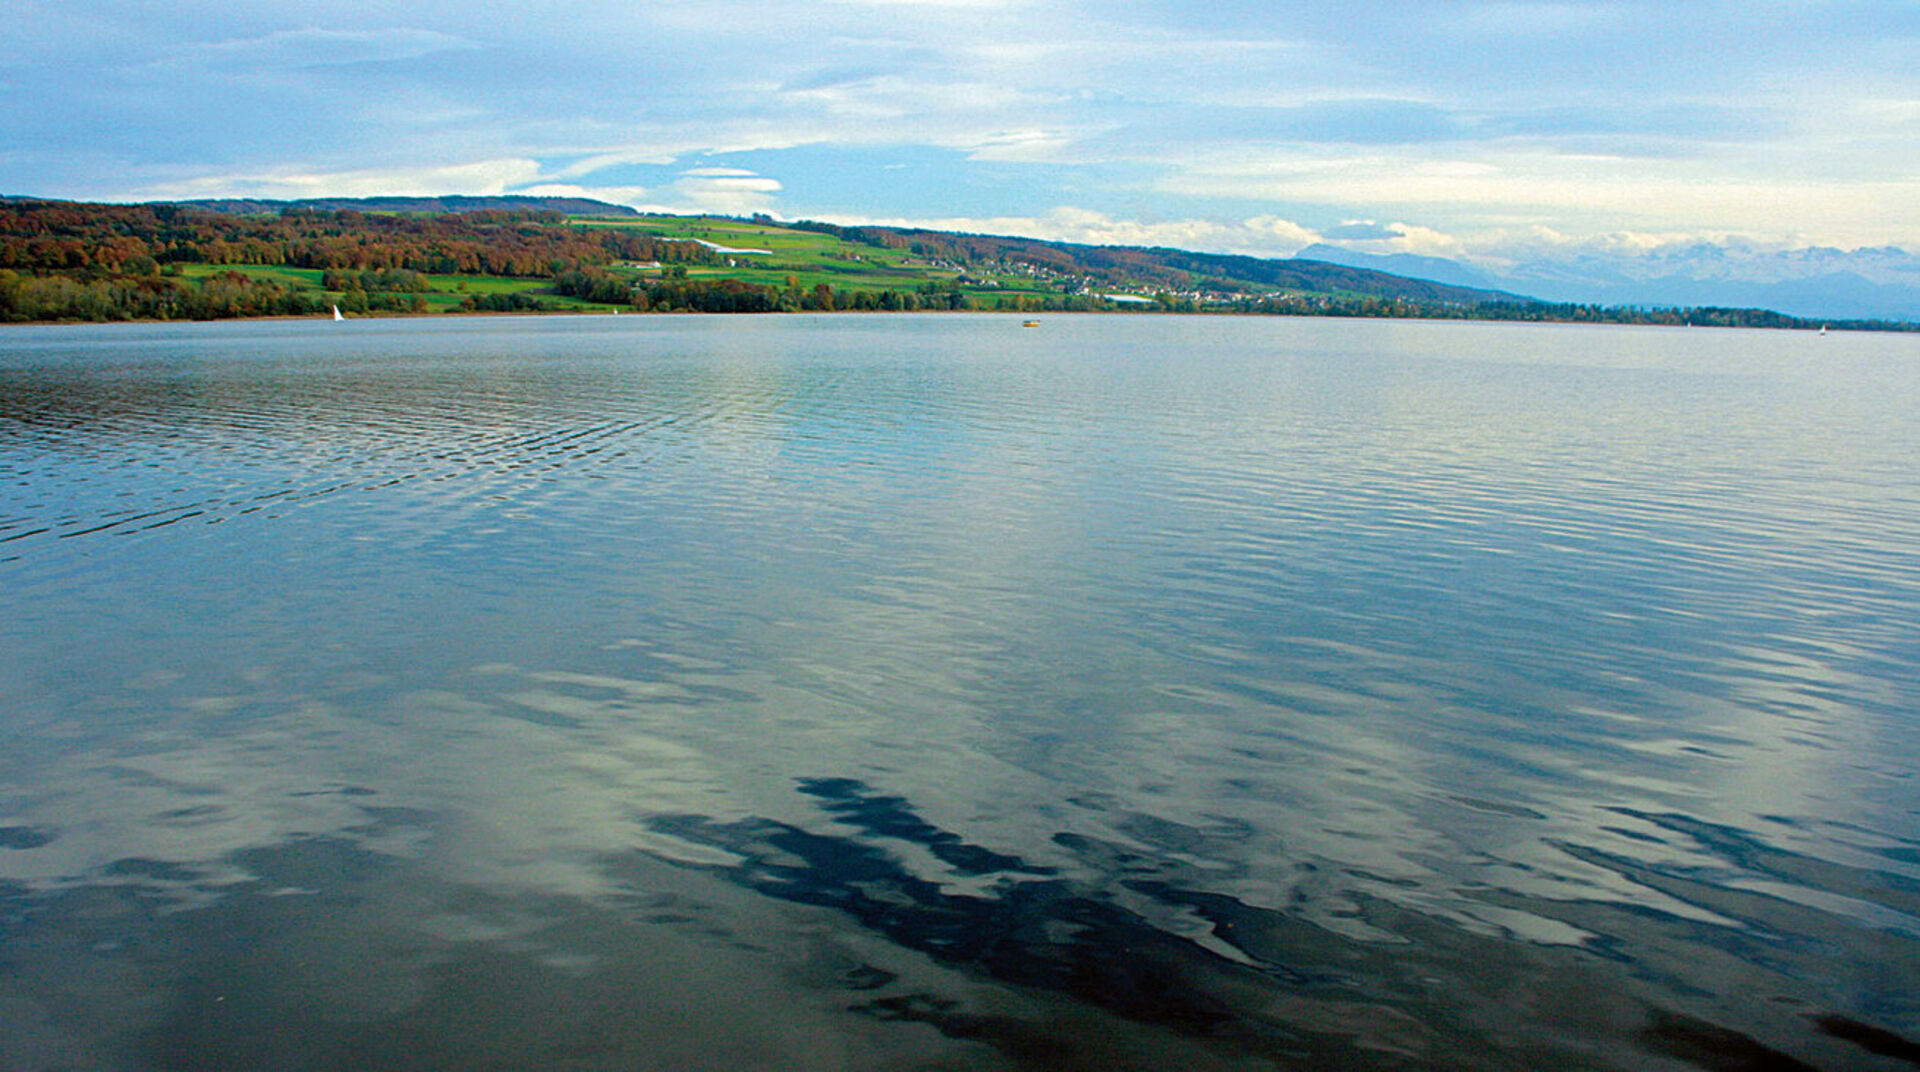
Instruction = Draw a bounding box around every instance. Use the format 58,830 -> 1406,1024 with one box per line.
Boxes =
3,0 -> 1917,272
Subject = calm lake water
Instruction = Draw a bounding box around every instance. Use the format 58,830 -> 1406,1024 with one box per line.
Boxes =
2,313 -> 1917,1071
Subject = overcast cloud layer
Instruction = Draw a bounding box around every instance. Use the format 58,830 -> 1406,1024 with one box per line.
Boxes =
4,1 -> 1917,305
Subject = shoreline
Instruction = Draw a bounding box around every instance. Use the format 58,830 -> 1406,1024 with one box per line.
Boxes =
4,306 -> 1908,334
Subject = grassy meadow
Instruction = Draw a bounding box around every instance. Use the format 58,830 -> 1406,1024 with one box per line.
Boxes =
172,214 -> 1076,316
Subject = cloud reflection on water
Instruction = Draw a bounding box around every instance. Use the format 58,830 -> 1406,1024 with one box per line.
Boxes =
2,316 -> 1918,1068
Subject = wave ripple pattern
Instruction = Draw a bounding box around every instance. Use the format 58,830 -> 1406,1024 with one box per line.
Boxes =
1,315 -> 1917,1071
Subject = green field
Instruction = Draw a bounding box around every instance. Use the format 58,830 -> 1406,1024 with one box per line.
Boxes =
151,212 -> 1539,317
179,264 -> 326,288
169,214 -> 1083,316
183,261 -> 617,313
573,215 -> 1073,303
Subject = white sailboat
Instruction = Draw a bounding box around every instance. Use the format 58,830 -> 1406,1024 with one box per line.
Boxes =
332,304 -> 344,322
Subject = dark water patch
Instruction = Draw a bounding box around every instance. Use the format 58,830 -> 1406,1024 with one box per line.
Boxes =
851,994 -> 1087,1066
103,858 -> 207,883
226,833 -> 417,897
287,784 -> 379,798
640,775 -> 1920,1070
0,825 -> 55,849
1445,794 -> 1549,821
1613,809 -> 1920,922
838,963 -> 897,991
643,783 -> 1505,1067
645,805 -> 1271,1035
1640,1010 -> 1822,1072
1815,1015 -> 1920,1067
154,805 -> 223,824
797,775 -> 1046,877
1551,829 -> 1920,965
844,992 -> 1302,1072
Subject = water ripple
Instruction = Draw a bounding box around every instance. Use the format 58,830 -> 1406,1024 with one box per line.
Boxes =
2,316 -> 1918,1069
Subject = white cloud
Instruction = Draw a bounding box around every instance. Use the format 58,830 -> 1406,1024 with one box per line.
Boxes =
1154,148 -> 1920,247
1369,223 -> 1473,259
673,169 -> 783,214
1319,220 -> 1403,241
551,145 -> 718,180
964,129 -> 1083,162
139,158 -> 546,201
8,1 -> 1917,256
848,207 -> 1323,258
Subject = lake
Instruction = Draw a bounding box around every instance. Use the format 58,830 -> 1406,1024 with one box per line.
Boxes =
2,313 -> 1917,1070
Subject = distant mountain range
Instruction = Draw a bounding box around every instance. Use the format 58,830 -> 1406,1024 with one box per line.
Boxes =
1296,242 -> 1920,322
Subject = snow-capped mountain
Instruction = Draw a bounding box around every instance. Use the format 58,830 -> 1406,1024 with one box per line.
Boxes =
1297,242 -> 1920,321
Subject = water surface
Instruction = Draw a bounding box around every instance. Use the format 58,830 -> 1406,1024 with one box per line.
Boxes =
2,314 -> 1918,1070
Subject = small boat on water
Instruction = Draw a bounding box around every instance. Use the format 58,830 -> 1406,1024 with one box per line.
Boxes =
1022,320 -> 1040,327
332,305 -> 344,322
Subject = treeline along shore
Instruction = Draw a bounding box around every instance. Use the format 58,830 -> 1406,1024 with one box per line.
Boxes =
2,197 -> 1911,331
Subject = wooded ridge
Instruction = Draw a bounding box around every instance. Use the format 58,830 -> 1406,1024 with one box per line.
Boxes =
1,196 -> 1908,330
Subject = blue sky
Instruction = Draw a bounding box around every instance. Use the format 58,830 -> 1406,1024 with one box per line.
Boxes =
4,0 -> 1916,270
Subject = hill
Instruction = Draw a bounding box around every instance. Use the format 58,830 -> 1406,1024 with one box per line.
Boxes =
0,196 -> 1910,329
772,219 -> 1525,306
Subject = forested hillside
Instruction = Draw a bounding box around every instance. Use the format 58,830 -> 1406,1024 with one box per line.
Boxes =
0,200 -> 707,276
0,200 -> 713,321
781,219 -> 1520,306
1,198 -> 1909,330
